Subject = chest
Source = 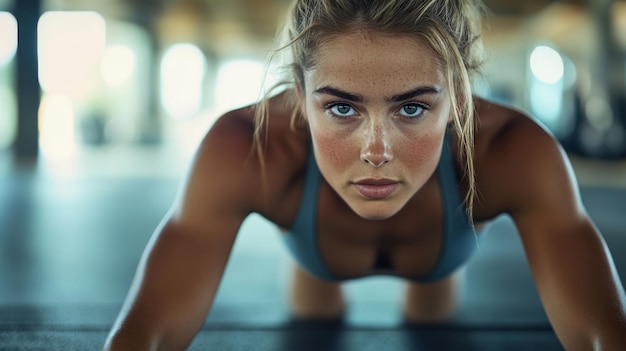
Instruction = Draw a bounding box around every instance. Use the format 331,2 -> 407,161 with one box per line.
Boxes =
273,174 -> 448,280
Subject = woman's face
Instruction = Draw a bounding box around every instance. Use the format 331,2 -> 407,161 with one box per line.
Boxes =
301,31 -> 452,220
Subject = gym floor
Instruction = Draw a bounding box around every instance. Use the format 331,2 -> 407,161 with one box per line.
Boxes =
0,147 -> 625,350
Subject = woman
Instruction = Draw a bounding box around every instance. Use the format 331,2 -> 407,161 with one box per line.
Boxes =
104,0 -> 626,350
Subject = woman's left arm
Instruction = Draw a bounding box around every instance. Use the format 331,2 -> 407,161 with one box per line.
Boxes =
488,116 -> 626,350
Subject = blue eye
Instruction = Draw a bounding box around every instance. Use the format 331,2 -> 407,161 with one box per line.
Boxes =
399,103 -> 426,118
329,103 -> 355,117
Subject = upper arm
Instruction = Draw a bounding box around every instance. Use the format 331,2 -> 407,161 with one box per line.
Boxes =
106,111 -> 264,350
172,110 -> 262,230
486,115 -> 626,350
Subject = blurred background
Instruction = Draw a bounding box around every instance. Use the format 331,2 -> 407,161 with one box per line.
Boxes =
0,0 -> 625,350
1,0 -> 626,171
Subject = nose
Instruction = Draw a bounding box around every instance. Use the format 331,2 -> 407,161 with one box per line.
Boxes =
360,122 -> 393,167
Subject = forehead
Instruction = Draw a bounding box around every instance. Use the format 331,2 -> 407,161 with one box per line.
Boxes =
305,31 -> 444,93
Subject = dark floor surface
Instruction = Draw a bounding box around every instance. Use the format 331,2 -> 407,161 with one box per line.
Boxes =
0,163 -> 624,350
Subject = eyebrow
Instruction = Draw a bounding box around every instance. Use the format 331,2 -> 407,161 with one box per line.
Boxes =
313,85 -> 441,103
313,86 -> 364,102
388,86 -> 442,102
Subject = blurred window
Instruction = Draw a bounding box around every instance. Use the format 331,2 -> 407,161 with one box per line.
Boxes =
38,11 -> 106,95
0,11 -> 17,150
160,43 -> 206,119
101,45 -> 136,88
37,11 -> 106,159
214,59 -> 265,115
36,10 -> 155,163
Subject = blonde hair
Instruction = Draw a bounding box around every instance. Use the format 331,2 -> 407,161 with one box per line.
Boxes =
255,0 -> 485,221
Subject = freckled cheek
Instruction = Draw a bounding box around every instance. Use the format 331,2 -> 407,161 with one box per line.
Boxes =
396,132 -> 443,172
311,130 -> 357,171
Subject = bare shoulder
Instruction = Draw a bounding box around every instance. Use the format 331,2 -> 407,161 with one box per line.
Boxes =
472,97 -> 584,222
177,91 -> 308,222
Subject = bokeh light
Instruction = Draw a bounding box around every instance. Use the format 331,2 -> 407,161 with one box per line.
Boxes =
38,94 -> 77,159
100,45 -> 137,88
0,12 -> 17,66
214,59 -> 265,114
38,11 -> 106,94
530,45 -> 564,84
160,43 -> 206,119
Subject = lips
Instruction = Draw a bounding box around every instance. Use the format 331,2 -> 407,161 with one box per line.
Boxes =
353,178 -> 400,199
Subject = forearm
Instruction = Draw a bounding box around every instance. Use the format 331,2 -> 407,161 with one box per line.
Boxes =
591,321 -> 626,351
103,292 -> 207,351
104,319 -> 201,351
103,326 -> 160,351
515,216 -> 626,351
103,223 -> 231,350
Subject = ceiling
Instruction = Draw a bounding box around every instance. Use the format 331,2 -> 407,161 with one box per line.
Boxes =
36,0 -> 612,57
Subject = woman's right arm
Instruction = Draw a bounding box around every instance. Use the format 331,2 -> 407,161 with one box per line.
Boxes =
103,112 -> 263,350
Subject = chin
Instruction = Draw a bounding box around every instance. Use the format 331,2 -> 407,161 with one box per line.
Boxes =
349,202 -> 403,221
